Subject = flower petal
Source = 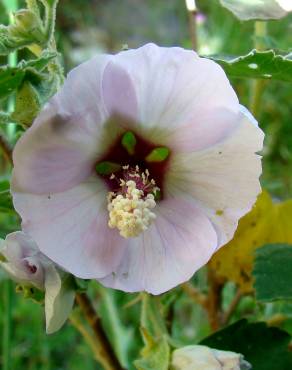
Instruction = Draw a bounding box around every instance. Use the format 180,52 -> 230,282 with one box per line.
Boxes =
166,108 -> 264,247
45,266 -> 75,334
12,55 -> 113,195
102,60 -> 138,121
13,177 -> 126,278
114,43 -> 239,151
99,197 -> 217,294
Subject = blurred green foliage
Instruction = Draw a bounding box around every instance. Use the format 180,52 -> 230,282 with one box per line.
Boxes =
0,0 -> 292,369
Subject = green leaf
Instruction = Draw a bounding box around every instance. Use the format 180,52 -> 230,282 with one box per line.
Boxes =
97,286 -> 133,368
141,293 -> 168,338
210,50 -> 292,82
0,51 -> 57,102
135,294 -> 170,370
201,319 -> 292,370
0,66 -> 25,101
219,0 -> 287,21
134,332 -> 169,370
253,243 -> 292,302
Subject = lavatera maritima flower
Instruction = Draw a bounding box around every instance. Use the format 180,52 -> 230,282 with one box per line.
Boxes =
11,43 -> 264,295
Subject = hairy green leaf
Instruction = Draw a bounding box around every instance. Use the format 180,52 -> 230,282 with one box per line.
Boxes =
0,51 -> 57,102
253,243 -> 292,302
135,294 -> 170,370
210,50 -> 292,82
134,333 -> 169,370
219,0 -> 287,20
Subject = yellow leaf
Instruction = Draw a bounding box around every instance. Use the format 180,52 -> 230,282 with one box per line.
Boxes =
209,191 -> 292,293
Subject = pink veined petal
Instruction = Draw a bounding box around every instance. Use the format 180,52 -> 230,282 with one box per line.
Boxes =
165,108 -> 264,247
12,54 -> 114,195
99,197 -> 218,295
102,60 -> 139,122
113,43 -> 240,151
12,177 -> 127,279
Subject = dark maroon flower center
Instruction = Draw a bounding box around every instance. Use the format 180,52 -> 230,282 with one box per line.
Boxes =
95,130 -> 170,199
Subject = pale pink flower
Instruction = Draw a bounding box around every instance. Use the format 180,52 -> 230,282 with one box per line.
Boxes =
11,44 -> 264,294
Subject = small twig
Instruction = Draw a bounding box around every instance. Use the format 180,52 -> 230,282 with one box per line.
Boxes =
206,268 -> 223,332
75,293 -> 124,370
188,10 -> 197,50
250,21 -> 268,118
222,290 -> 243,326
0,135 -> 13,165
181,282 -> 207,308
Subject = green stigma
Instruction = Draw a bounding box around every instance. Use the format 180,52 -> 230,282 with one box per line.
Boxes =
145,147 -> 170,163
96,161 -> 121,175
121,131 -> 136,155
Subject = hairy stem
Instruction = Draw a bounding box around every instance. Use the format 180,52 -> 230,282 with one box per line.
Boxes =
75,293 -> 124,370
206,268 -> 223,332
43,0 -> 59,46
0,134 -> 13,165
188,10 -> 197,50
250,21 -> 267,117
26,0 -> 41,17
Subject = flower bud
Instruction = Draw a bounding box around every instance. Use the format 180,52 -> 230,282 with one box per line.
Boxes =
171,345 -> 251,370
0,231 -> 47,290
9,9 -> 45,43
0,231 -> 76,334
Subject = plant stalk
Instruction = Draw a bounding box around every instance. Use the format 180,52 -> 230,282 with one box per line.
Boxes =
75,293 -> 124,370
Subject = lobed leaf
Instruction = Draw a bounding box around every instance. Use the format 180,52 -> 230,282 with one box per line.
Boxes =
209,50 -> 292,82
135,294 -> 170,370
0,51 -> 57,102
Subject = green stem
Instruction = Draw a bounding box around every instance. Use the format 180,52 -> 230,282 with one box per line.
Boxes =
0,134 -> 13,165
43,0 -> 59,46
6,0 -> 18,140
25,0 -> 41,18
75,293 -> 124,370
2,280 -> 13,370
249,21 -> 267,117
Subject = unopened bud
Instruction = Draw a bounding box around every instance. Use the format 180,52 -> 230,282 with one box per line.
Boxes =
171,345 -> 251,370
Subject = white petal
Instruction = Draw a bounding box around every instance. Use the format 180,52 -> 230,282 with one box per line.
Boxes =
114,43 -> 239,151
12,54 -> 114,195
13,177 -> 127,279
45,265 -> 75,334
166,109 -> 264,247
99,197 -> 217,295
